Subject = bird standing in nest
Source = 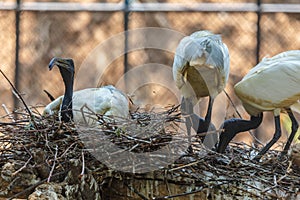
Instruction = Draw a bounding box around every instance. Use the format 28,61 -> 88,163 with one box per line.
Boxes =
172,30 -> 230,148
43,57 -> 129,125
217,50 -> 300,160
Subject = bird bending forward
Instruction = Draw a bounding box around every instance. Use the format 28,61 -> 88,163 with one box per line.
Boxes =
173,30 -> 230,146
217,50 -> 300,160
43,58 -> 129,125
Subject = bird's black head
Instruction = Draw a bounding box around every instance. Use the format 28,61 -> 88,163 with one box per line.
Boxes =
217,118 -> 243,153
48,57 -> 75,91
216,114 -> 263,153
49,57 -> 74,73
48,57 -> 75,122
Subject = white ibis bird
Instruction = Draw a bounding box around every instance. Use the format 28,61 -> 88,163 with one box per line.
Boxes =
217,50 -> 300,160
43,57 -> 129,125
172,30 -> 230,141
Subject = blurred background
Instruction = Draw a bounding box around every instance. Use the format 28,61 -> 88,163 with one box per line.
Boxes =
0,0 -> 299,147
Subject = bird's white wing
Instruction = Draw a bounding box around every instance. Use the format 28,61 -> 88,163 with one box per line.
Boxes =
43,85 -> 129,125
191,35 -> 230,97
99,85 -> 129,119
235,50 -> 300,116
43,96 -> 63,115
172,35 -> 208,100
220,43 -> 230,85
72,86 -> 129,124
172,32 -> 230,101
244,50 -> 300,80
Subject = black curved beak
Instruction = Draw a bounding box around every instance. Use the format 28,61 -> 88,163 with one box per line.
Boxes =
216,118 -> 242,153
49,57 -> 57,70
216,115 -> 263,153
216,130 -> 233,153
48,57 -> 74,72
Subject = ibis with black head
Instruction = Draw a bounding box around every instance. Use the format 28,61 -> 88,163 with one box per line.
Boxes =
43,57 -> 130,125
217,50 -> 300,160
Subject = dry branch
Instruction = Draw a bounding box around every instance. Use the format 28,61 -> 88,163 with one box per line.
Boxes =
0,105 -> 299,199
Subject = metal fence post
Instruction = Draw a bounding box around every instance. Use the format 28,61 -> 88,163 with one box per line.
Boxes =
256,0 -> 261,64
124,0 -> 130,74
253,0 -> 262,145
14,0 -> 21,111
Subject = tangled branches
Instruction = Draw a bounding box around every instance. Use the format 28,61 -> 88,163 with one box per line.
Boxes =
0,104 -> 299,199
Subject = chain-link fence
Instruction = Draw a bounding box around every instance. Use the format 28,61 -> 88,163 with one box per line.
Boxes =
0,0 -> 299,144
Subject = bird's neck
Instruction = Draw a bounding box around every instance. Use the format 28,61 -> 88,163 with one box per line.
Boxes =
217,114 -> 263,153
189,113 -> 208,133
228,114 -> 263,137
60,69 -> 74,122
182,97 -> 214,134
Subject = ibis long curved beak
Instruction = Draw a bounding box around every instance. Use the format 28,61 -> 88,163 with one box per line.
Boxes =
217,128 -> 235,153
216,115 -> 263,153
49,57 -> 74,72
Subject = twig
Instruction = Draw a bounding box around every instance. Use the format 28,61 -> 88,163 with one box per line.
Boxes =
168,161 -> 200,172
12,155 -> 32,176
163,171 -> 172,198
80,103 -> 91,126
128,143 -> 140,152
81,150 -> 85,176
59,142 -> 77,158
1,104 -> 15,122
1,104 -> 300,199
0,69 -> 37,129
120,133 -> 152,144
223,89 -> 242,119
47,145 -> 58,183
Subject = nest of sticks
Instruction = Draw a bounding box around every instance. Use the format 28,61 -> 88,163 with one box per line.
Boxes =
0,101 -> 299,200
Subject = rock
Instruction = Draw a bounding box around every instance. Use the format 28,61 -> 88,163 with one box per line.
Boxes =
291,143 -> 300,167
1,162 -> 15,182
28,183 -> 66,200
0,161 -> 40,198
63,159 -> 101,200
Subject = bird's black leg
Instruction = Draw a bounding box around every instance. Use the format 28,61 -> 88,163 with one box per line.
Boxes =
254,115 -> 281,161
199,96 -> 216,146
197,96 -> 214,143
204,96 -> 214,129
281,109 -> 299,156
185,115 -> 193,153
181,97 -> 194,153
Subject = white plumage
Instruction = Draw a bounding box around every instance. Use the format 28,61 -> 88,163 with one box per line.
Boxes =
172,30 -> 230,145
43,57 -> 129,125
43,85 -> 129,125
217,50 -> 300,159
235,50 -> 300,116
173,30 -> 230,105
